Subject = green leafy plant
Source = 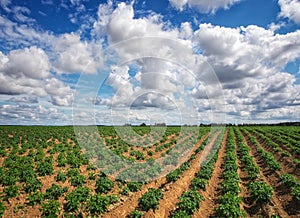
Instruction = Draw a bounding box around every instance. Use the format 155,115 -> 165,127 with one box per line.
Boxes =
216,193 -> 244,218
176,190 -> 204,215
44,184 -> 68,200
24,177 -> 42,193
37,161 -> 54,176
42,200 -> 60,218
95,177 -> 114,194
129,209 -> 144,218
70,174 -> 86,187
138,188 -> 163,212
280,174 -> 298,188
249,181 -> 273,204
65,187 -> 90,212
127,181 -> 142,192
120,187 -> 130,196
291,185 -> 300,203
4,185 -> 19,200
0,201 -> 6,218
87,194 -> 110,215
190,178 -> 208,191
55,171 -> 67,182
27,191 -> 44,206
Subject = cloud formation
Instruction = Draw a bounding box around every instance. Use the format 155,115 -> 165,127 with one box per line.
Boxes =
278,0 -> 300,24
0,0 -> 299,124
169,0 -> 241,13
0,46 -> 73,106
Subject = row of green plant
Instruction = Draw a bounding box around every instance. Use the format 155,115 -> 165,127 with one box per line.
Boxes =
215,128 -> 244,218
243,129 -> 281,172
171,129 -> 225,217
237,128 -> 274,205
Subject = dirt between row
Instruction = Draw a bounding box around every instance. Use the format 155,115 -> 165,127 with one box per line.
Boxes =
103,132 -> 215,218
241,130 -> 293,217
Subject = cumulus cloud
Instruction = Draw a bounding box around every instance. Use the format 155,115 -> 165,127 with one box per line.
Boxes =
192,22 -> 300,120
193,23 -> 300,84
0,104 -> 69,124
1,0 -> 299,124
0,46 -> 73,106
169,0 -> 241,13
278,0 -> 300,24
8,96 -> 38,104
52,33 -> 102,74
1,46 -> 50,79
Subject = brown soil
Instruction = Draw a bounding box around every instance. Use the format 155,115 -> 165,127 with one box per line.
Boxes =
193,130 -> 228,218
102,132 -> 211,218
241,131 -> 293,217
234,134 -> 249,216
250,131 -> 300,178
121,133 -> 179,161
144,132 -> 220,217
257,131 -> 300,160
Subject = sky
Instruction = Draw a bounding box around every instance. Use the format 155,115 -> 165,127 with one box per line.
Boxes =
0,0 -> 300,125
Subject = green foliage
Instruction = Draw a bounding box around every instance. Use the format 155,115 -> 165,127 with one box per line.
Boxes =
129,209 -> 144,218
281,151 -> 291,157
166,169 -> 181,183
249,181 -> 273,204
37,161 -> 54,176
130,150 -> 145,160
220,177 -> 240,195
28,191 -> 44,206
120,187 -> 130,196
0,201 -> 6,217
42,200 -> 60,218
57,153 -> 67,167
65,187 -> 90,212
127,181 -> 142,192
24,177 -> 42,193
216,193 -> 244,218
70,174 -> 86,187
4,185 -> 19,200
95,177 -> 114,194
176,190 -> 204,215
66,168 -> 80,177
190,178 -> 208,191
87,194 -> 110,215
291,185 -> 300,203
138,188 -> 163,212
55,171 -> 67,182
280,174 -> 299,188
172,210 -> 191,218
44,184 -> 68,200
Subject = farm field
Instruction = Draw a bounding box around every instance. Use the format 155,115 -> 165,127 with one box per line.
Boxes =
0,125 -> 299,218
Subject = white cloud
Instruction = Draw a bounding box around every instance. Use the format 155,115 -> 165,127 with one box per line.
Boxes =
12,6 -> 35,23
0,104 -> 70,125
106,2 -> 178,44
278,0 -> 300,24
0,0 -> 11,12
1,46 -> 50,79
0,15 -> 54,50
52,33 -> 102,74
0,47 -> 73,106
92,0 -> 113,38
169,0 -> 241,13
0,0 -> 299,124
44,78 -> 74,106
193,23 -> 300,84
8,96 -> 38,104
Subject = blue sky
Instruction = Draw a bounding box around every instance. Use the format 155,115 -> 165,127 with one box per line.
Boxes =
0,0 -> 300,125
